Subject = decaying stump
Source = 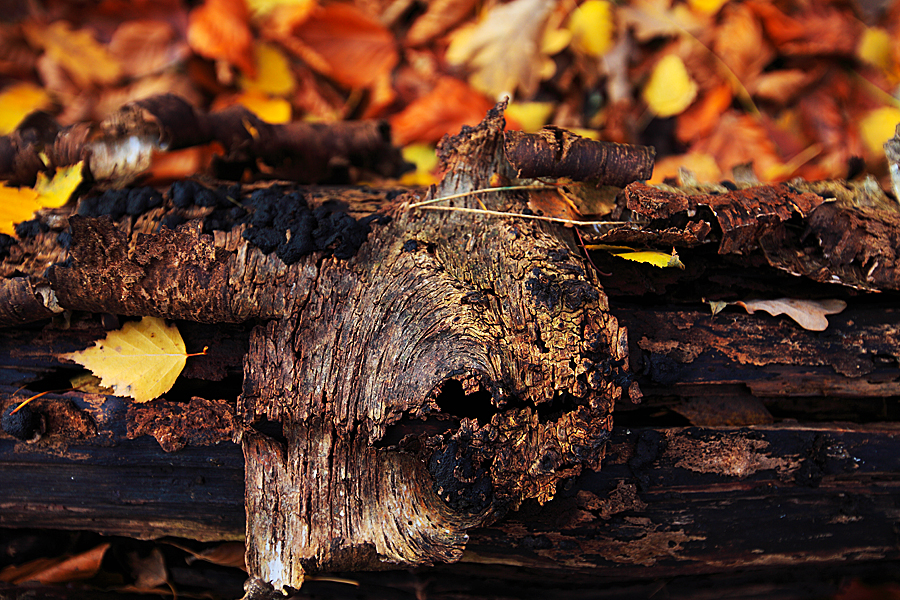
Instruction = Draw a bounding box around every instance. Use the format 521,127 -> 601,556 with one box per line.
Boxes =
0,101 -> 654,595
3,95 -> 900,598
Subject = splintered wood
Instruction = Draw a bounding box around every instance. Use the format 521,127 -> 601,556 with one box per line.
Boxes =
239,104 -> 633,592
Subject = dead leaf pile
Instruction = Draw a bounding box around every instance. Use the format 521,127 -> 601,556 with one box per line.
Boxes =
0,0 -> 898,188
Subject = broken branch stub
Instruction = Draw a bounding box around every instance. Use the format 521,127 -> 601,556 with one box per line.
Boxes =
504,126 -> 655,186
239,104 -> 633,591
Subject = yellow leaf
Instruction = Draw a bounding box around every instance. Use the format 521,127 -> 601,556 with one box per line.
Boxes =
399,143 -> 439,186
857,27 -> 894,75
0,162 -> 83,236
62,317 -> 191,403
506,101 -> 555,132
0,82 -> 53,135
687,0 -> 729,15
34,163 -> 84,208
235,91 -> 292,123
239,42 -> 296,96
643,54 -> 698,117
860,106 -> 900,157
568,0 -> 615,57
588,245 -> 685,269
24,21 -> 122,88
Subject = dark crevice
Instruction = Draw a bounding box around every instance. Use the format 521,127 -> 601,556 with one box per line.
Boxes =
432,379 -> 496,424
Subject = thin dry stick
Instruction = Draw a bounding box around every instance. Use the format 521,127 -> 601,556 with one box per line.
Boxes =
418,204 -> 627,227
408,185 -> 552,208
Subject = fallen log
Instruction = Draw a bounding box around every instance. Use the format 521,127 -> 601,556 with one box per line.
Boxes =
2,98 -> 900,598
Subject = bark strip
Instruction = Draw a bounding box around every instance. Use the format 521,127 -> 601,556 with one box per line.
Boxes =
504,126 -> 655,186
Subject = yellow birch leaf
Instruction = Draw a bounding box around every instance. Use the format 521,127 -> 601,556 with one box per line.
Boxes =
687,0 -> 729,15
62,317 -> 192,403
860,106 -> 900,157
0,82 -> 53,135
235,91 -> 292,123
857,27 -> 894,75
238,42 -> 296,96
506,101 -> 554,132
588,245 -> 685,269
399,143 -> 439,186
568,0 -> 615,57
643,54 -> 698,117
0,162 -> 83,236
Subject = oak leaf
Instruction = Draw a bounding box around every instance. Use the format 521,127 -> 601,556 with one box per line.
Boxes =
0,162 -> 83,236
62,317 -> 192,403
734,298 -> 846,331
23,21 -> 123,88
446,0 -> 556,99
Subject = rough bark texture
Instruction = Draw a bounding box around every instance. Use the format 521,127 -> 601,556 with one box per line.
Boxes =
0,94 -> 408,187
3,103 -> 900,598
238,104 -> 629,591
503,126 -> 655,186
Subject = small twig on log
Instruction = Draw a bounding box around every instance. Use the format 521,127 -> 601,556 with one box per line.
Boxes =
417,204 -> 627,226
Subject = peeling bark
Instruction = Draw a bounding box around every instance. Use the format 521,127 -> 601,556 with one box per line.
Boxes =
0,94 -> 409,187
503,126 -> 655,186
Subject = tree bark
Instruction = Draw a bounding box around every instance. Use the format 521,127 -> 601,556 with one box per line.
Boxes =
2,100 -> 900,598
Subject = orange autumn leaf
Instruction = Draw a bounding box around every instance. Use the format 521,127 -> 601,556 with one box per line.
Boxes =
407,0 -> 479,46
23,21 -> 122,88
188,0 -> 256,77
0,543 -> 110,584
109,19 -> 191,80
389,77 -> 494,146
676,83 -> 732,143
291,3 -> 398,115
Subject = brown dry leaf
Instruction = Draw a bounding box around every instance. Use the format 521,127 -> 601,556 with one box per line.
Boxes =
109,20 -> 190,80
407,0 -> 479,46
748,1 -> 860,57
23,21 -> 123,88
713,3 -> 773,85
0,543 -> 110,584
445,0 -> 556,100
619,0 -> 708,42
734,298 -> 847,331
527,187 -> 582,222
291,3 -> 398,115
695,111 -> 786,181
146,145 -> 219,184
166,541 -> 248,570
676,82 -> 732,143
127,548 -> 170,591
389,76 -> 493,146
188,0 -> 256,77
751,68 -> 819,105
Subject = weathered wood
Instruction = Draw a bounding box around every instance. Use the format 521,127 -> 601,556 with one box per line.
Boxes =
3,422 -> 899,576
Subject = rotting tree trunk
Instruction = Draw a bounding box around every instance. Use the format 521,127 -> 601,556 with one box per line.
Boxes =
3,98 -> 900,598
0,102 -> 650,596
